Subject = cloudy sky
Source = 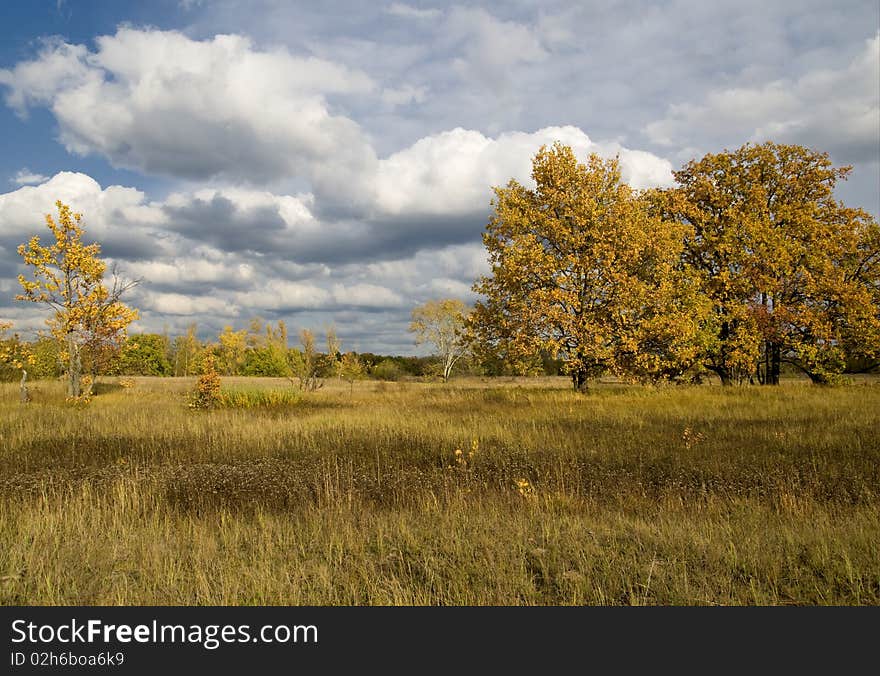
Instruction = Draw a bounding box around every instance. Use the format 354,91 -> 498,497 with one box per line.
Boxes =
0,1 -> 878,353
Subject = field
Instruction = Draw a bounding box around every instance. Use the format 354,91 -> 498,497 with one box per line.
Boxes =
0,375 -> 878,605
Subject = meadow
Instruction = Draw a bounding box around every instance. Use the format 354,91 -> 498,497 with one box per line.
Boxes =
0,375 -> 878,605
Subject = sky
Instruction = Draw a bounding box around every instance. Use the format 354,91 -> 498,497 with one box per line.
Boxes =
0,0 -> 878,354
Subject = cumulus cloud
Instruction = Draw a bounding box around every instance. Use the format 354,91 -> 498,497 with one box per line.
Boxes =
0,27 -> 676,218
0,19 -> 696,352
0,171 -> 168,260
10,169 -> 49,186
0,172 -> 481,347
374,125 -> 674,216
0,28 -> 377,189
645,32 -> 880,164
140,291 -> 239,316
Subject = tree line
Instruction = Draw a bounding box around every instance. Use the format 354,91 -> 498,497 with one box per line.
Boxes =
0,320 -> 471,384
2,140 -> 878,395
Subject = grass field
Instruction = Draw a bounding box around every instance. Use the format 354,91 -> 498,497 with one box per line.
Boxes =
0,375 -> 878,605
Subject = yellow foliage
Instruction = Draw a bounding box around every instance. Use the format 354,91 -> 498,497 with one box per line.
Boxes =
16,201 -> 139,397
471,143 -> 709,389
655,142 -> 880,384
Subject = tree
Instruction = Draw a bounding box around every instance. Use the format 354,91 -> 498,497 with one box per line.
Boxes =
189,352 -> 221,409
29,334 -> 62,379
16,201 -> 139,397
217,325 -> 247,375
654,142 -> 880,385
291,328 -> 322,390
409,298 -> 470,382
337,351 -> 365,395
470,143 -> 708,390
114,334 -> 173,376
172,323 -> 201,376
0,322 -> 35,402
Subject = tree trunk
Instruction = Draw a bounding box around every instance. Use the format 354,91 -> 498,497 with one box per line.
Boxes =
708,365 -> 732,386
769,342 -> 781,385
20,369 -> 30,404
67,332 -> 81,397
806,371 -> 833,385
571,368 -> 589,392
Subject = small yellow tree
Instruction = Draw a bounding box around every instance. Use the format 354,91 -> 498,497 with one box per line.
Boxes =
189,352 -> 222,409
16,201 -> 139,398
337,351 -> 365,395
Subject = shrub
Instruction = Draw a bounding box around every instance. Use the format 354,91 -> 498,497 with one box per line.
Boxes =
372,359 -> 403,381
189,354 -> 221,409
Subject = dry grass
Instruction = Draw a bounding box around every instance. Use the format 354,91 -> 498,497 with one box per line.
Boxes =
0,375 -> 878,605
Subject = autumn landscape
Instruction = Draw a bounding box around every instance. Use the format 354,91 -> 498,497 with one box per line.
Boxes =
0,2 -> 878,607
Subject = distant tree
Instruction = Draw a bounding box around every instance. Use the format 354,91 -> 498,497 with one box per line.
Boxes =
243,344 -> 291,377
0,322 -> 35,401
29,335 -> 62,379
409,298 -> 470,382
246,317 -> 265,349
217,325 -> 247,375
324,326 -> 341,378
240,318 -> 291,376
470,144 -> 708,390
654,142 -> 880,384
171,323 -> 201,376
114,334 -> 173,376
337,351 -> 365,395
291,328 -> 324,390
371,358 -> 403,381
16,201 -> 139,397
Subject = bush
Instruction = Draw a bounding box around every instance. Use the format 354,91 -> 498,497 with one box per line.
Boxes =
371,359 -> 403,381
189,355 -> 221,409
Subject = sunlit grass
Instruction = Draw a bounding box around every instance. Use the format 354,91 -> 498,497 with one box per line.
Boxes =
0,375 -> 878,605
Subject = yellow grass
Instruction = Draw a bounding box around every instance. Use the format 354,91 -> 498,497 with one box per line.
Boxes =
1,376 -> 878,605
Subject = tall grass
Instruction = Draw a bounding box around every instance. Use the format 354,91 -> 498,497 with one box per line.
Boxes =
0,376 -> 878,605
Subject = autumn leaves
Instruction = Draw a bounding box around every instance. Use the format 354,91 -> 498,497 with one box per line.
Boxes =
469,142 -> 879,388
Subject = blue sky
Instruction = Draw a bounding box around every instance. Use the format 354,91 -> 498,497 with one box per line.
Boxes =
1,1 -> 878,353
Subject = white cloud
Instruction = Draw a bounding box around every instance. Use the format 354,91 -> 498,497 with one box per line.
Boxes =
124,258 -> 255,288
234,280 -> 331,311
374,125 -> 674,216
645,32 -> 880,164
0,27 -> 676,219
0,39 -> 91,115
385,3 -> 441,20
0,171 -> 168,261
10,169 -> 49,186
141,291 -> 239,316
331,283 -> 404,308
0,28 -> 377,187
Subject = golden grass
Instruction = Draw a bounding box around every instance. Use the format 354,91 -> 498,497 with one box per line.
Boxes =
0,375 -> 878,605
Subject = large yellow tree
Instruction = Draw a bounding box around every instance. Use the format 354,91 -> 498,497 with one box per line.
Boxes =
16,201 -> 139,397
471,143 -> 709,390
654,142 -> 880,384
